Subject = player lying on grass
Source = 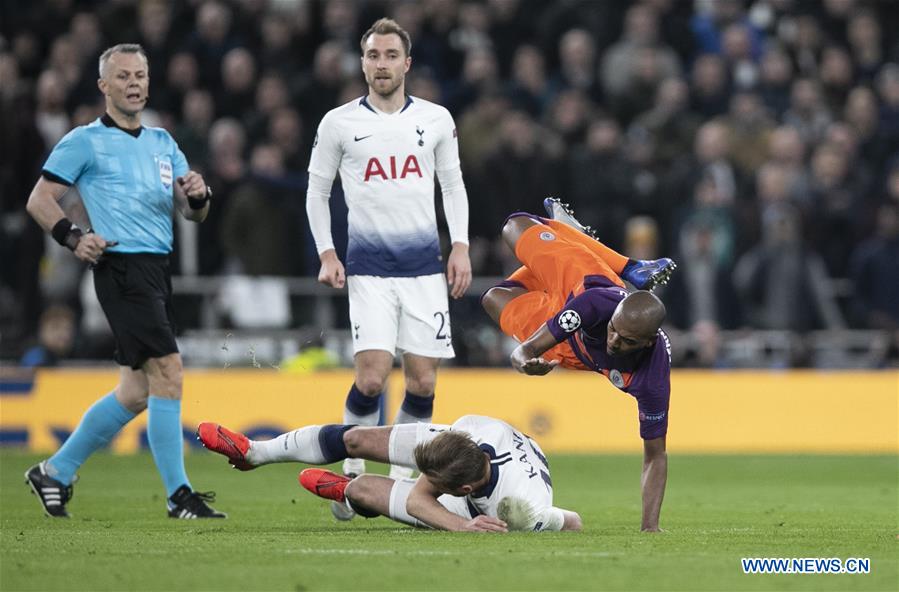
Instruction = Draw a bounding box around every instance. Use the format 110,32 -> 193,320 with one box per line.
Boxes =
481,198 -> 675,532
197,415 -> 582,533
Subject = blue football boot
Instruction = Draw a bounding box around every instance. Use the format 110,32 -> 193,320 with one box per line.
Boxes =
621,258 -> 677,290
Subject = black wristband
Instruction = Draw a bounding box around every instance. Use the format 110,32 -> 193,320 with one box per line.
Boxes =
187,186 -> 211,210
51,218 -> 84,251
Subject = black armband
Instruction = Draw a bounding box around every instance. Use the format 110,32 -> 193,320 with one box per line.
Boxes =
187,186 -> 212,210
51,218 -> 84,251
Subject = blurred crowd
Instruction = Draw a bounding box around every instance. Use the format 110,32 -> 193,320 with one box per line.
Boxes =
1,0 -> 898,365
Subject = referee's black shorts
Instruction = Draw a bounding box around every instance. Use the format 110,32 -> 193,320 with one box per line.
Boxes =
93,253 -> 179,369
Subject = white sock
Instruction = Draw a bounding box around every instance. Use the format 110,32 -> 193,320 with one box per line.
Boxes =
247,426 -> 326,465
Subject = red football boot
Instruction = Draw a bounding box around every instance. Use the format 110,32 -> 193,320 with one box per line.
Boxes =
299,468 -> 351,502
196,422 -> 255,471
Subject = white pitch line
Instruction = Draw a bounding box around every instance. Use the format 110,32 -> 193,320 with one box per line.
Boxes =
286,548 -> 617,559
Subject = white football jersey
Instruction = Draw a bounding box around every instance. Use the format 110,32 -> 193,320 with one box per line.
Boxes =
308,95 -> 460,277
447,415 -> 556,529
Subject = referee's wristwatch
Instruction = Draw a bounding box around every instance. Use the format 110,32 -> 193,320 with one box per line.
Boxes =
188,186 -> 212,210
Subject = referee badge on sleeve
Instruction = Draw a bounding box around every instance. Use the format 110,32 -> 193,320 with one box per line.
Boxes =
158,158 -> 173,190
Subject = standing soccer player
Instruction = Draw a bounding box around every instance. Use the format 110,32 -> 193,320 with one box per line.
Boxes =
305,17 -> 471,519
24,44 -> 224,519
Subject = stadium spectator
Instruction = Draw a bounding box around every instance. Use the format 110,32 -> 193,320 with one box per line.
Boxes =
506,44 -> 554,117
566,116 -> 635,246
304,19 -> 472,516
23,44 -> 224,519
689,53 -> 730,117
819,45 -> 856,115
733,203 -> 845,332
555,28 -> 603,104
783,78 -> 832,146
876,64 -> 899,148
665,120 -> 742,242
806,143 -> 869,277
220,143 -> 300,276
174,89 -> 214,164
720,90 -> 775,176
295,41 -> 348,133
633,76 -> 701,168
185,0 -> 239,91
766,125 -> 811,203
217,48 -> 256,120
847,9 -> 883,81
481,111 -> 563,236
447,46 -> 498,114
34,69 -> 71,148
666,214 -> 741,333
849,202 -> 899,331
601,3 -> 682,107
757,45 -> 794,118
844,85 -> 892,174
266,107 -> 306,172
19,304 -> 76,368
197,415 -> 582,532
481,203 -> 675,531
159,51 -> 199,116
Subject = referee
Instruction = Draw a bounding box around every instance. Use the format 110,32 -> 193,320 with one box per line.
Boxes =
24,44 -> 224,519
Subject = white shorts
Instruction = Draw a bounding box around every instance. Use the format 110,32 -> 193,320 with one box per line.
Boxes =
347,274 -> 455,358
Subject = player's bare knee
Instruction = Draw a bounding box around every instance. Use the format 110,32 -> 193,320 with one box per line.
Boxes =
342,427 -> 368,457
345,477 -> 374,508
355,375 -> 386,397
115,385 -> 148,414
404,373 -> 436,396
501,215 -> 539,252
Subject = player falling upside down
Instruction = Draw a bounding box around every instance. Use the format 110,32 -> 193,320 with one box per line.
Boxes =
197,416 -> 582,533
480,198 -> 676,532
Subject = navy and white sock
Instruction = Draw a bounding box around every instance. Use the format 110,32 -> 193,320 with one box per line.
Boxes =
343,383 -> 382,427
248,425 -> 354,465
393,391 -> 434,425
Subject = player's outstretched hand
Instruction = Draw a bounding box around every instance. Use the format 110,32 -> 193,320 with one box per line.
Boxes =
446,243 -> 471,299
74,233 -> 116,265
510,345 -> 560,375
459,515 -> 508,533
317,249 -> 346,289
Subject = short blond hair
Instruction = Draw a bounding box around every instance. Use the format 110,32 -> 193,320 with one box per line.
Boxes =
360,18 -> 412,56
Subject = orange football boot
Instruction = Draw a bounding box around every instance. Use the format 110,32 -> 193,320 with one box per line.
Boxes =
197,422 -> 255,471
299,468 -> 351,502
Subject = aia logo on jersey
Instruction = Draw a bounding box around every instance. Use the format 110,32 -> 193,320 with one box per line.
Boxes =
364,155 -> 423,182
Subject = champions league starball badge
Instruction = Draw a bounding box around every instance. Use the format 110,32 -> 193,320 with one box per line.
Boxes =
558,309 -> 581,332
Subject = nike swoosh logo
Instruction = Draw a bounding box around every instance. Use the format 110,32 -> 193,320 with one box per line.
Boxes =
354,135 -> 372,142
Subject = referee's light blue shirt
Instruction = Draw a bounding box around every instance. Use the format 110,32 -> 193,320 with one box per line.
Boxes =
42,115 -> 190,254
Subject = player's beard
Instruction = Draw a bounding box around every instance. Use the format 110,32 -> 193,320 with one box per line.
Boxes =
369,73 -> 403,98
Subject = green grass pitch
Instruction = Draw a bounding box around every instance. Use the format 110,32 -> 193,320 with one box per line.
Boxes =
1,450 -> 896,591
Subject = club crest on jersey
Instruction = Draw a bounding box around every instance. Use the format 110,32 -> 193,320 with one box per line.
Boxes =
364,155 -> 423,181
416,126 -> 425,146
609,369 -> 625,388
157,158 -> 173,190
557,309 -> 581,332
539,231 -> 555,241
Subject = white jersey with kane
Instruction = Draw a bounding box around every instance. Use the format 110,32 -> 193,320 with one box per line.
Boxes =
308,95 -> 464,277
392,415 -> 564,531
